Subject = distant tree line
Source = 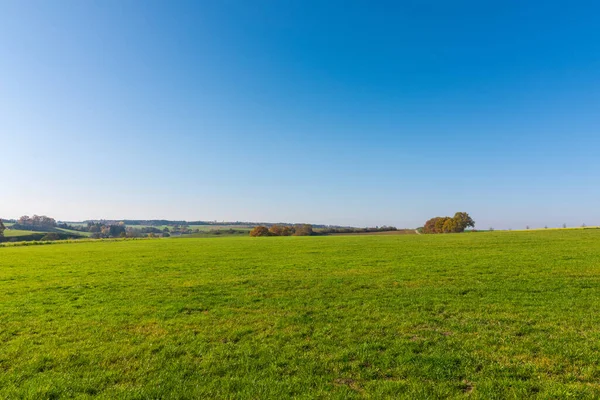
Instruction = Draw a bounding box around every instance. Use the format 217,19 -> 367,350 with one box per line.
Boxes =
168,225 -> 193,234
9,216 -> 171,240
54,219 -> 243,238
204,229 -> 247,236
90,222 -> 127,239
80,219 -> 349,230
0,216 -> 82,242
12,215 -> 57,231
423,212 -> 475,234
57,221 -> 168,239
318,226 -> 398,235
179,228 -> 248,237
250,224 -> 314,237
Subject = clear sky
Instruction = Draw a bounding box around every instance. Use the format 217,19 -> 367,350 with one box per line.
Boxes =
2,1 -> 599,229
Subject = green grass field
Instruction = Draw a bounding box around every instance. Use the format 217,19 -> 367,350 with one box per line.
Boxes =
55,228 -> 92,237
2,227 -> 88,239
2,229 -> 43,237
324,229 -> 417,236
187,224 -> 254,231
2,230 -> 600,398
182,229 -> 250,238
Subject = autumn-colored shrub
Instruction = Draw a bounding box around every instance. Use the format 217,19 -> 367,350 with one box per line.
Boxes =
249,226 -> 270,237
280,226 -> 293,236
269,225 -> 285,236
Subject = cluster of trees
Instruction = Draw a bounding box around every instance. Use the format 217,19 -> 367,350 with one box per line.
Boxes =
205,229 -> 247,236
98,219 -> 350,230
120,227 -> 154,238
138,226 -> 166,234
103,219 -> 281,227
423,212 -> 475,234
13,215 -> 57,231
62,222 -> 170,237
250,224 -> 314,237
168,225 -> 193,235
0,216 -> 82,242
92,225 -> 172,239
2,215 -> 224,241
89,223 -> 127,239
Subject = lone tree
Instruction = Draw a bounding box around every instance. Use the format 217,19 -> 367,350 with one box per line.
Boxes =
452,212 -> 475,232
0,219 -> 5,237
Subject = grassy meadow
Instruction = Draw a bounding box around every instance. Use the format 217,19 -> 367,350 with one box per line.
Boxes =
2,230 -> 600,398
2,229 -> 43,237
1,228 -> 88,241
183,230 -> 250,238
55,228 -> 92,237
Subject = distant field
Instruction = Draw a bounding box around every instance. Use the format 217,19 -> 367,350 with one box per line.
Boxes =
325,229 -> 416,236
188,224 -> 254,231
2,230 -> 600,398
55,228 -> 91,237
2,228 -> 88,239
3,229 -> 43,237
182,229 -> 250,238
65,223 -> 254,231
65,222 -> 87,227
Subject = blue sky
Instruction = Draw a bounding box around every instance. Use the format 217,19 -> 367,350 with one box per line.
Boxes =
1,0 -> 599,228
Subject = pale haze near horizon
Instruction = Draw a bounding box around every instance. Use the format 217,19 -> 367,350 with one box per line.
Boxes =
2,1 -> 599,229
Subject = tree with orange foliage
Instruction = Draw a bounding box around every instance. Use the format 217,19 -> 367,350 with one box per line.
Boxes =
249,226 -> 270,237
269,225 -> 285,236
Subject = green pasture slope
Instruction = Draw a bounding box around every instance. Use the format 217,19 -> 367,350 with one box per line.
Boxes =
1,227 -> 88,241
55,228 -> 92,237
2,229 -> 43,237
2,230 -> 600,398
